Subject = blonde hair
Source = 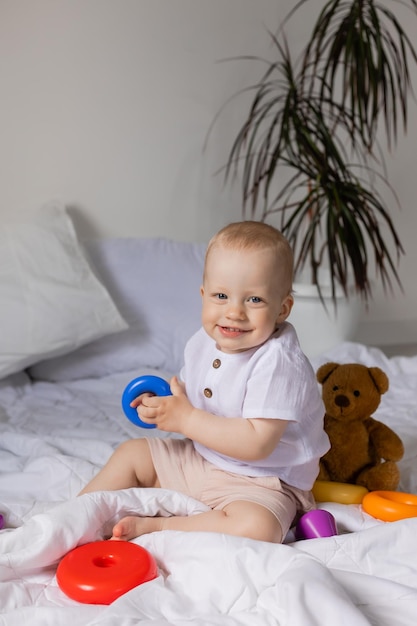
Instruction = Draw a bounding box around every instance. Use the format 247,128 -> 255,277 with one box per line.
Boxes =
205,221 -> 294,292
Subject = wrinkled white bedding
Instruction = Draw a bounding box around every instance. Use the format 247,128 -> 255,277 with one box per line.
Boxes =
1,343 -> 417,625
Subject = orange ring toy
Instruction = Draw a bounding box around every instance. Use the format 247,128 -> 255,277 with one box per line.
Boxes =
362,490 -> 417,522
57,541 -> 158,604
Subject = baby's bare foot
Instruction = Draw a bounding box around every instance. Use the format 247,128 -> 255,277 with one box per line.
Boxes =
111,516 -> 162,541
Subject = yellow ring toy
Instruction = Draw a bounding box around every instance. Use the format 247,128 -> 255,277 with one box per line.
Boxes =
312,480 -> 368,505
362,490 -> 417,522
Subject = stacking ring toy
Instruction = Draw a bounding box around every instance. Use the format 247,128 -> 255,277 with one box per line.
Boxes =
312,480 -> 368,505
122,375 -> 172,428
57,541 -> 158,604
362,490 -> 417,522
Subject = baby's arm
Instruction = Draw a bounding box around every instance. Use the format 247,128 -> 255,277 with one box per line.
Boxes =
138,377 -> 287,462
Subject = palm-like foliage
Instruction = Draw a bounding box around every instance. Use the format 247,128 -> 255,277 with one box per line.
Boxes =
223,0 -> 417,304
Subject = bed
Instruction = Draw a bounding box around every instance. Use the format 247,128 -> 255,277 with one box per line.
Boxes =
1,205 -> 417,625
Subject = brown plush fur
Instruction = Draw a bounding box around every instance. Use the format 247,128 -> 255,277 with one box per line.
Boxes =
317,362 -> 404,491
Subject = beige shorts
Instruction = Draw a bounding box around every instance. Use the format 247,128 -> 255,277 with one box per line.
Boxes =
146,437 -> 315,540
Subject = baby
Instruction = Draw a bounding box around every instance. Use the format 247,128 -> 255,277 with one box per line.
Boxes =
80,221 -> 329,543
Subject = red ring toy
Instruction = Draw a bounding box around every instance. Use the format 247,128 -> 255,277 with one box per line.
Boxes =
57,541 -> 158,604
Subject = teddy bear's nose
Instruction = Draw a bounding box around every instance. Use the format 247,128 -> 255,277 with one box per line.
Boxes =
335,394 -> 350,408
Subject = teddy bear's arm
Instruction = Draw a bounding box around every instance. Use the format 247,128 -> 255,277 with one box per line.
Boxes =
365,417 -> 404,461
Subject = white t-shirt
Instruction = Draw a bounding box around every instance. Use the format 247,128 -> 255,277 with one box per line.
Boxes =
180,323 -> 330,490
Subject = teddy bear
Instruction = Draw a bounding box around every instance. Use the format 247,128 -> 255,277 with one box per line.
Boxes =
316,362 -> 404,491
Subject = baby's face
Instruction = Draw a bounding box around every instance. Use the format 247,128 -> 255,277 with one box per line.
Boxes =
200,245 -> 293,353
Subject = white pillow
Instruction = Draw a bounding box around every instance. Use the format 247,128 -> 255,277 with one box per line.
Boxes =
29,237 -> 206,381
0,204 -> 128,379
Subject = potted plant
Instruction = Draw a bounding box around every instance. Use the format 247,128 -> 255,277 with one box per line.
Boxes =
215,0 -> 417,354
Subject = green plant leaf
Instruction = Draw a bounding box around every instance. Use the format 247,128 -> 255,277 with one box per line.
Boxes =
213,0 -> 417,305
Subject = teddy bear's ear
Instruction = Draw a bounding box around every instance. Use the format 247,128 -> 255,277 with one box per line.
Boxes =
368,367 -> 389,395
316,362 -> 340,384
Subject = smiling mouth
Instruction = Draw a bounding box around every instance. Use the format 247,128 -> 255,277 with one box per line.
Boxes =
218,325 -> 249,336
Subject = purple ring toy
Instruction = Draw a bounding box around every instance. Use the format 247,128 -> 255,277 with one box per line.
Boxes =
295,509 -> 338,540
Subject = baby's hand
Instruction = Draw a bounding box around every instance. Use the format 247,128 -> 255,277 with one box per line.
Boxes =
169,376 -> 186,396
130,392 -> 153,409
138,376 -> 194,433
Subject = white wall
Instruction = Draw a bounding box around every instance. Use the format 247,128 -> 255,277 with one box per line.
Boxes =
1,0 -> 417,347
0,0 -> 281,239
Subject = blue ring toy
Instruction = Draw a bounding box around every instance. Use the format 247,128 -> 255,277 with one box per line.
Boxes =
122,375 -> 172,428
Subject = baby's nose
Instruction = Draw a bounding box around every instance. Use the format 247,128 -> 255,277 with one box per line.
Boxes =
226,302 -> 246,319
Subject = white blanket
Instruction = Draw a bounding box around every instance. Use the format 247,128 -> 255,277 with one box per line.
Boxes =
1,487 -> 416,626
1,344 -> 417,624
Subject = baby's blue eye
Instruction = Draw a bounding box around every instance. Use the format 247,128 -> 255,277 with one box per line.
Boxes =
249,296 -> 262,303
216,293 -> 227,300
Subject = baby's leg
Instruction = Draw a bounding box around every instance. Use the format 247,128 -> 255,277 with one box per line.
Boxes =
112,500 -> 282,543
79,439 -> 159,495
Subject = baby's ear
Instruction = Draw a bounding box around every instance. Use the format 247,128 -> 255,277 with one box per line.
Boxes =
200,285 -> 204,297
278,293 -> 294,322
